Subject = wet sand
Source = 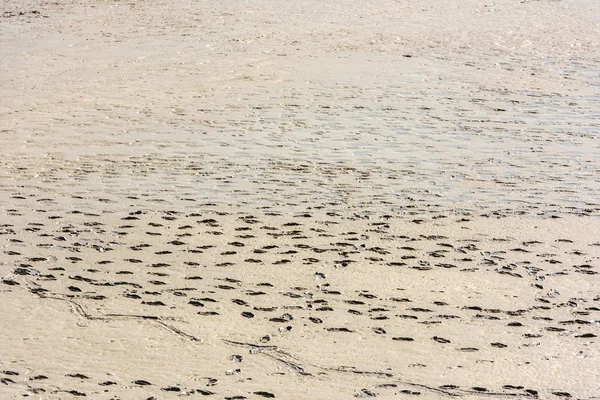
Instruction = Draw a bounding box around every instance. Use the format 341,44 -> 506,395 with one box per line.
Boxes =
1,0 -> 599,399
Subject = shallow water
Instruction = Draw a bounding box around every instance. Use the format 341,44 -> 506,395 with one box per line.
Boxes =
3,76 -> 599,217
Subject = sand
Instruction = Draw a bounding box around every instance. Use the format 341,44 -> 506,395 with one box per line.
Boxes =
1,0 -> 599,399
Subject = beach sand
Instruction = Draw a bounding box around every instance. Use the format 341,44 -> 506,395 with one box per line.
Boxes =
1,0 -> 599,398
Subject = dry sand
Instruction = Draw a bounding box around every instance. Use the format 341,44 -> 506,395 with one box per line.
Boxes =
1,0 -> 599,399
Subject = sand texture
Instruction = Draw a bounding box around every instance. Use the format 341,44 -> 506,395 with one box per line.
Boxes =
1,0 -> 599,399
